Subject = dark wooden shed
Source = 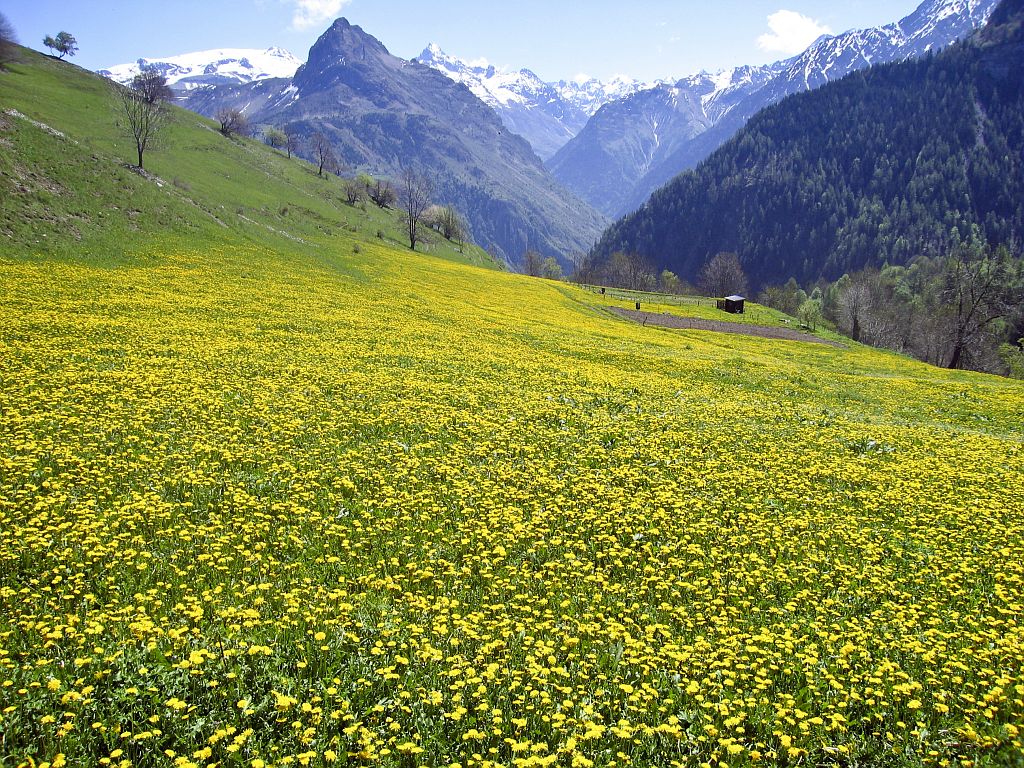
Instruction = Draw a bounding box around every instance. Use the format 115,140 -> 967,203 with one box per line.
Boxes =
716,295 -> 746,314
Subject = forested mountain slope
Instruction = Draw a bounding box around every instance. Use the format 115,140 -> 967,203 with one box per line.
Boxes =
591,0 -> 1023,289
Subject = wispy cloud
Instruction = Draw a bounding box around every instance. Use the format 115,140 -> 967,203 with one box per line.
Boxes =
289,0 -> 355,31
757,10 -> 832,55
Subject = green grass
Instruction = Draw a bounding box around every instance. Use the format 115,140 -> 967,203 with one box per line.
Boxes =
0,49 -> 498,270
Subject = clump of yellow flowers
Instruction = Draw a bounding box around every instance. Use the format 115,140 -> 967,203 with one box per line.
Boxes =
1,243 -> 1022,767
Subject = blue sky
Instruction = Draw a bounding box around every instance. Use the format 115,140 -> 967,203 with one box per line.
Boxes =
6,0 -> 922,82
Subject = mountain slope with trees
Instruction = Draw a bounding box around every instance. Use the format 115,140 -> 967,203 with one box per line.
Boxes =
552,0 -> 998,218
0,46 -> 497,270
591,0 -> 1023,290
179,19 -> 607,268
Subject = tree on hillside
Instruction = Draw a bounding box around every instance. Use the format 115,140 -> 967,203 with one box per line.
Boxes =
699,252 -> 748,298
523,249 -> 543,277
366,176 -> 396,208
943,243 -> 1021,370
398,166 -> 433,251
284,129 -> 300,159
43,31 -> 77,60
0,12 -> 18,69
263,127 -> 287,151
425,205 -> 468,248
131,70 -> 173,105
217,107 -> 248,138
541,257 -> 563,281
113,77 -> 167,170
836,272 -> 877,343
311,132 -> 338,176
342,178 -> 364,205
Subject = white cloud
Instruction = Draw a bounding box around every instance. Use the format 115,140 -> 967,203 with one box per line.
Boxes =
757,10 -> 832,55
290,0 -> 354,31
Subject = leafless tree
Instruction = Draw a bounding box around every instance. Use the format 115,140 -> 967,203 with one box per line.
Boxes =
367,177 -> 396,208
217,107 -> 248,137
698,252 -> 748,298
284,129 -> 300,159
0,12 -> 18,69
342,178 -> 363,205
398,166 -> 433,250
523,249 -> 543,277
311,132 -> 338,176
943,244 -> 1020,370
838,275 -> 874,342
113,78 -> 167,169
131,70 -> 173,105
425,204 -> 468,245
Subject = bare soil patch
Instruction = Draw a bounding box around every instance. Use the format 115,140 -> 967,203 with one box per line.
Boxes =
611,308 -> 847,347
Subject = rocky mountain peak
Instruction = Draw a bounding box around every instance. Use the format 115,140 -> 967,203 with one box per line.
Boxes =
293,17 -> 394,90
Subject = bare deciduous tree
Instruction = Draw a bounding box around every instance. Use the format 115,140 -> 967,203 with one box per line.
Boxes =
523,249 -> 543,277
943,243 -> 1020,370
131,70 -> 173,105
284,129 -> 300,159
698,252 -> 748,298
425,204 -> 468,246
311,132 -> 338,176
838,274 -> 875,342
367,177 -> 396,208
398,166 -> 433,250
342,178 -> 363,205
217,107 -> 248,137
113,78 -> 167,169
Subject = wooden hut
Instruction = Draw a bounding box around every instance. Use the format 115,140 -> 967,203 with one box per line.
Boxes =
716,295 -> 745,314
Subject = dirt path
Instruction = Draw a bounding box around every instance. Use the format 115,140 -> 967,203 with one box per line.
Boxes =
610,308 -> 847,347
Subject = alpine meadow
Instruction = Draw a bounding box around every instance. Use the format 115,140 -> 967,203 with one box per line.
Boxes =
1,4 -> 1024,768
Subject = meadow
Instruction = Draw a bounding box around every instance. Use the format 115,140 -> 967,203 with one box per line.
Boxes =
1,237 -> 1023,768
2,46 -> 1024,768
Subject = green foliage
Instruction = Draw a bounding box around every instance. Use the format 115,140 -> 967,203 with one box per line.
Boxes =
42,31 -> 76,59
1000,339 -> 1024,378
540,256 -> 562,280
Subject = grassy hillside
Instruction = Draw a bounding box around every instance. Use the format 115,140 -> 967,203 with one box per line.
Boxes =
2,50 -> 1024,768
0,48 -> 497,269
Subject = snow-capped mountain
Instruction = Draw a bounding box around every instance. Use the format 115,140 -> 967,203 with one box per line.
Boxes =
100,48 -> 302,92
417,44 -> 655,159
551,0 -> 1000,217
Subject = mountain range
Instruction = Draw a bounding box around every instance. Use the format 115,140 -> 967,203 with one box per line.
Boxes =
97,0 -> 999,269
101,47 -> 302,91
550,0 -> 1000,217
590,0 -> 1023,289
415,45 -> 656,160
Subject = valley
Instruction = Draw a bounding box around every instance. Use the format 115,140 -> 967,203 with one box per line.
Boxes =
1,2 -> 1023,767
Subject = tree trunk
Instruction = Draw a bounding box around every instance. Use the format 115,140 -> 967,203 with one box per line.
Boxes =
948,342 -> 964,370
